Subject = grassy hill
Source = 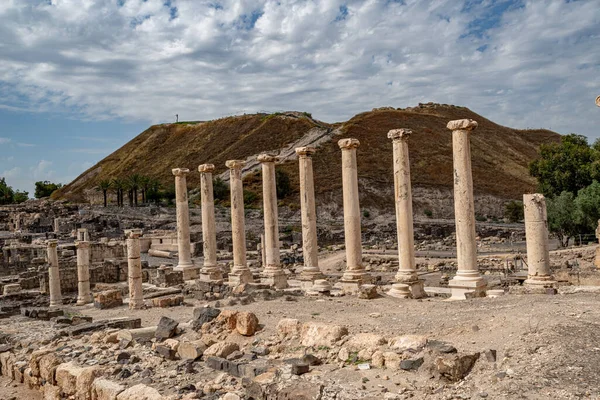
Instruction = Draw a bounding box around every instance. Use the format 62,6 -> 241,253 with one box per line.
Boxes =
54,103 -> 559,216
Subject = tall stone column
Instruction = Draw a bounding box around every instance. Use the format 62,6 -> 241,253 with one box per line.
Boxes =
386,129 -> 425,299
296,147 -> 325,282
258,154 -> 288,289
523,194 -> 556,291
47,240 -> 62,308
226,160 -> 253,285
198,164 -> 222,282
172,168 -> 198,280
447,119 -> 486,299
338,138 -> 370,292
75,241 -> 93,305
127,229 -> 144,309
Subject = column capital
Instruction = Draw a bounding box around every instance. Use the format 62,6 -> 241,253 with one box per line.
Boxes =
172,168 -> 190,176
75,241 -> 90,249
47,239 -> 58,248
226,160 -> 245,170
338,138 -> 360,150
387,128 -> 412,141
447,119 -> 478,131
257,154 -> 279,163
596,95 -> 600,107
198,164 -> 215,173
125,229 -> 143,239
295,146 -> 316,157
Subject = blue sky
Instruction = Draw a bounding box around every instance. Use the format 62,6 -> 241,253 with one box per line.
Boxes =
0,0 -> 599,196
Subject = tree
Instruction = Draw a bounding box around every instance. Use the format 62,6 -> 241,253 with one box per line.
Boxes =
34,181 -> 62,199
139,175 -> 151,204
504,200 -> 524,223
13,190 -> 28,203
145,178 -> 162,204
127,174 -> 142,206
547,191 -> 580,247
529,134 -> 598,197
275,169 -> 291,199
97,179 -> 112,207
0,178 -> 14,204
111,178 -> 125,207
574,180 -> 600,232
213,177 -> 229,202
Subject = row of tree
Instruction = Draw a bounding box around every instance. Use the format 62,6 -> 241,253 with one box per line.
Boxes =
0,178 -> 28,204
529,134 -> 600,246
96,175 -> 166,207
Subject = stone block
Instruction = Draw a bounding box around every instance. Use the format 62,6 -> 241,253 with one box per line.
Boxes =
155,316 -> 178,340
3,283 -> 21,295
39,353 -> 62,385
116,383 -> 163,400
94,290 -> 123,309
91,378 -> 125,400
390,335 -> 427,353
357,284 -> 378,299
177,340 -> 206,360
434,353 -> 480,382
276,318 -> 301,338
152,295 -> 184,308
204,342 -> 239,358
300,322 -> 348,347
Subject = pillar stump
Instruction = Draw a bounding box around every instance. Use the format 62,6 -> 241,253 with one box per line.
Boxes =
75,241 -> 93,305
172,168 -> 199,280
296,147 -> 325,284
198,164 -> 223,282
386,129 -> 425,299
447,119 -> 486,299
523,194 -> 556,291
226,160 -> 254,285
47,239 -> 62,308
258,154 -> 288,289
338,138 -> 371,293
127,229 -> 144,309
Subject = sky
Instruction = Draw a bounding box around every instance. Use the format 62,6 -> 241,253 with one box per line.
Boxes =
0,0 -> 599,196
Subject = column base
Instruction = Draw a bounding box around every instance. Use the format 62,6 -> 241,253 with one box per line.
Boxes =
199,268 -> 224,282
524,277 -> 557,293
228,269 -> 254,286
387,280 -> 426,299
304,279 -> 333,296
174,265 -> 200,280
299,268 -> 326,282
49,300 -> 62,308
129,300 -> 144,310
339,271 -> 372,295
261,270 -> 288,289
448,276 -> 487,300
76,295 -> 93,306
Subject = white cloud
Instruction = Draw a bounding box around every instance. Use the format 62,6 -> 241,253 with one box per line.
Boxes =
1,166 -> 20,179
31,159 -> 55,181
0,0 -> 598,137
0,137 -> 11,144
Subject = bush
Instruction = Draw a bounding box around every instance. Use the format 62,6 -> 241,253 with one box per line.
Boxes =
424,209 -> 433,218
504,201 -> 524,223
243,189 -> 258,206
363,210 -> 371,219
276,169 -> 291,199
34,181 -> 62,198
475,215 -> 487,222
213,177 -> 229,202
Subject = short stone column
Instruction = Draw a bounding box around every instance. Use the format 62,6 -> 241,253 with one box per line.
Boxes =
338,138 -> 370,292
198,164 -> 223,282
127,229 -> 144,309
523,194 -> 556,291
46,240 -> 62,308
75,241 -> 93,305
226,160 -> 253,285
447,119 -> 486,299
386,129 -> 425,299
172,168 -> 198,280
258,154 -> 288,289
296,147 -> 325,282
77,228 -> 89,242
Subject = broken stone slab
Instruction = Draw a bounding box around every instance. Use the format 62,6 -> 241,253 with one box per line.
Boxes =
117,327 -> 157,342
300,322 -> 348,347
390,335 -> 427,353
154,344 -> 177,360
151,295 -> 184,308
116,383 -> 163,400
55,361 -> 101,399
357,284 -> 378,299
91,378 -> 125,400
434,352 -> 480,382
400,357 -> 424,371
67,318 -> 141,336
143,288 -> 182,300
426,340 -> 457,354
155,316 -> 178,340
191,306 -> 221,330
94,290 -> 123,310
204,342 -> 239,358
177,340 -> 206,360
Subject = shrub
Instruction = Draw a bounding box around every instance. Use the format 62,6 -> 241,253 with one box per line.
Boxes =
424,209 -> 433,218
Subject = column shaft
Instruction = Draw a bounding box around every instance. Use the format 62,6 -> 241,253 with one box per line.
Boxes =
199,164 -> 222,281
523,194 -> 556,290
127,229 -> 144,309
338,139 -> 370,289
47,240 -> 62,307
172,168 -> 197,280
296,147 -> 324,281
76,241 -> 93,305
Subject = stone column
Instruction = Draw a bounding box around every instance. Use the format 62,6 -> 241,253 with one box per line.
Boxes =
258,154 -> 288,289
386,129 -> 425,299
127,229 -> 144,309
54,218 -> 60,233
198,164 -> 222,282
226,160 -> 253,285
338,138 -> 370,292
47,240 -> 62,308
172,168 -> 198,280
296,147 -> 325,282
75,241 -> 93,305
77,228 -> 89,242
523,194 -> 556,291
447,119 -> 486,299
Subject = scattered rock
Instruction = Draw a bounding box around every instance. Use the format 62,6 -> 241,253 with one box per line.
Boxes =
236,312 -> 259,336
434,353 -> 480,382
155,316 -> 179,340
204,342 -> 240,358
358,284 -> 378,299
301,322 -> 348,347
391,335 -> 427,353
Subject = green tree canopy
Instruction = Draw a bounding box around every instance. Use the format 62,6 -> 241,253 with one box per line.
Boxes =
34,181 -> 62,198
547,191 -> 581,247
0,178 -> 28,204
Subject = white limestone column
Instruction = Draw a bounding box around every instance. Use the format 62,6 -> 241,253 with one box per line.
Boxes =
296,147 -> 325,282
127,229 -> 144,309
258,154 -> 288,289
198,164 -> 222,282
338,138 -> 370,291
172,168 -> 198,280
386,129 -> 425,299
75,241 -> 93,305
523,194 -> 556,290
226,160 -> 253,285
46,240 -> 62,308
447,119 -> 486,299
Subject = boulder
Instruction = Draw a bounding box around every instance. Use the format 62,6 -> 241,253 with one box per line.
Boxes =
91,378 -> 125,400
390,335 -> 427,353
55,361 -> 100,399
346,333 -> 387,350
215,310 -> 238,331
357,284 -> 378,299
300,322 -> 348,347
192,307 -> 221,327
236,312 -> 259,336
116,384 -> 163,400
204,342 -> 240,358
177,340 -> 207,360
155,316 -> 178,340
434,353 -> 480,382
277,318 -> 301,338
383,352 -> 401,369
